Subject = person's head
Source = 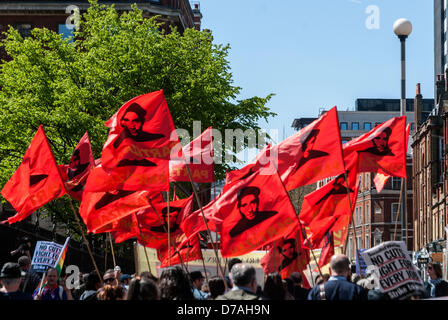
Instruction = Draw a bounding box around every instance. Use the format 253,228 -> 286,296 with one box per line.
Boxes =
372,127 -> 391,153
45,267 -> 59,287
121,103 -> 146,136
103,269 -> 118,287
208,277 -> 226,299
290,272 -> 303,286
127,278 -> 160,300
97,284 -> 126,300
237,187 -> 260,220
228,258 -> 243,274
0,262 -> 25,292
17,255 -> 31,271
85,270 -> 102,291
158,266 -> 194,300
427,263 -> 443,280
301,129 -> 319,157
329,254 -> 351,278
189,271 -> 205,290
278,239 -> 296,260
230,263 -> 257,294
140,271 -> 158,283
282,277 -> 294,296
263,272 -> 285,300
120,274 -> 132,286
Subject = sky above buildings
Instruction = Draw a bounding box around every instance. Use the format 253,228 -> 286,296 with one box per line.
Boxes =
199,0 -> 434,139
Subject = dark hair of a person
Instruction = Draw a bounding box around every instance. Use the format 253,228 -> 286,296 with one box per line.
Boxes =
208,277 -> 226,299
45,267 -> 58,276
227,258 -> 243,273
282,278 -> 294,296
85,270 -> 101,291
262,272 -> 285,300
127,278 -> 159,300
428,262 -> 443,279
17,256 -> 30,268
158,266 -> 194,300
97,285 -> 126,300
140,271 -> 158,283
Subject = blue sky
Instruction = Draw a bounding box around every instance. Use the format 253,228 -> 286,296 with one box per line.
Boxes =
199,0 -> 434,139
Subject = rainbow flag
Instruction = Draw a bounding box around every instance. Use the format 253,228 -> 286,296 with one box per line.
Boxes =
55,237 -> 70,276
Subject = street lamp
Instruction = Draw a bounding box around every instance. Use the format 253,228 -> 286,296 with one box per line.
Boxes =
393,18 -> 412,246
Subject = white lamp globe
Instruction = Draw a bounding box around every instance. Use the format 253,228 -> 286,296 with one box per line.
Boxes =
393,18 -> 412,37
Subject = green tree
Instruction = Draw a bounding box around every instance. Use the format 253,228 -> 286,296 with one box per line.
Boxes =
0,1 -> 275,242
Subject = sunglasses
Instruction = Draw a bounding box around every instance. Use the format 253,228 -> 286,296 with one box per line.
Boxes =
104,277 -> 116,283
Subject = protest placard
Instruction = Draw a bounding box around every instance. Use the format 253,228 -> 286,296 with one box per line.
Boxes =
361,241 -> 425,300
30,240 -> 64,273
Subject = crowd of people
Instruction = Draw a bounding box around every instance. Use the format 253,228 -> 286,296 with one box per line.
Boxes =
1,249 -> 447,301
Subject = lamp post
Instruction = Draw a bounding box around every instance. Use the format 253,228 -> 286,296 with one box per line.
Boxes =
393,18 -> 412,246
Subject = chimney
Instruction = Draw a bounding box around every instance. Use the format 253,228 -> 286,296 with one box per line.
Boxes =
414,83 -> 423,128
436,74 -> 445,106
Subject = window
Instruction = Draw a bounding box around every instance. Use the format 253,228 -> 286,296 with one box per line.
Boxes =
391,177 -> 401,190
340,122 -> 348,130
365,235 -> 370,248
391,203 -> 400,223
363,122 -> 372,130
351,122 -> 359,130
347,237 -> 353,259
356,236 -> 362,250
375,122 -> 381,127
342,139 -> 350,144
375,207 -> 381,215
366,204 -> 370,223
410,122 -> 415,131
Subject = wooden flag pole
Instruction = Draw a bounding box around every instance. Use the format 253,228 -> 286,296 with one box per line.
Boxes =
67,197 -> 103,284
133,212 -> 152,274
108,232 -> 117,267
183,164 -> 227,289
167,187 -> 171,267
276,170 -> 324,279
342,171 -> 358,258
104,234 -> 108,273
146,199 -> 189,274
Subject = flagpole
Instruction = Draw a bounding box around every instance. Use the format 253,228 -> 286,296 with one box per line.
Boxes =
342,171 -> 358,259
133,212 -> 152,274
104,234 -> 108,273
275,170 -> 324,278
67,196 -> 103,284
146,199 -> 190,274
108,232 -> 117,267
183,163 -> 227,290
167,187 -> 171,267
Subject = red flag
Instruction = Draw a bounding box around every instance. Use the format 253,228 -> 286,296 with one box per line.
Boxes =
79,189 -> 152,233
83,160 -> 169,193
180,195 -> 220,240
212,168 -> 299,257
226,107 -> 345,191
260,231 -> 310,279
299,152 -> 359,247
317,231 -> 334,269
59,132 -> 94,201
158,233 -> 203,268
101,90 -> 179,171
372,122 -> 410,192
344,116 -> 407,178
170,127 -> 214,183
1,126 -> 66,224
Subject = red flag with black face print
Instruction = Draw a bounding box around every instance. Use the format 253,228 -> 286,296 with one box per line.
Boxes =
59,132 -> 94,201
101,90 -> 179,171
299,151 -> 359,247
180,194 -> 220,240
83,160 -> 169,193
343,116 -> 407,178
260,230 -> 310,279
212,168 -> 299,258
225,107 -> 345,191
372,122 -> 410,192
158,233 -> 203,268
169,127 -> 214,183
317,231 -> 335,268
1,126 -> 66,224
79,189 -> 152,233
